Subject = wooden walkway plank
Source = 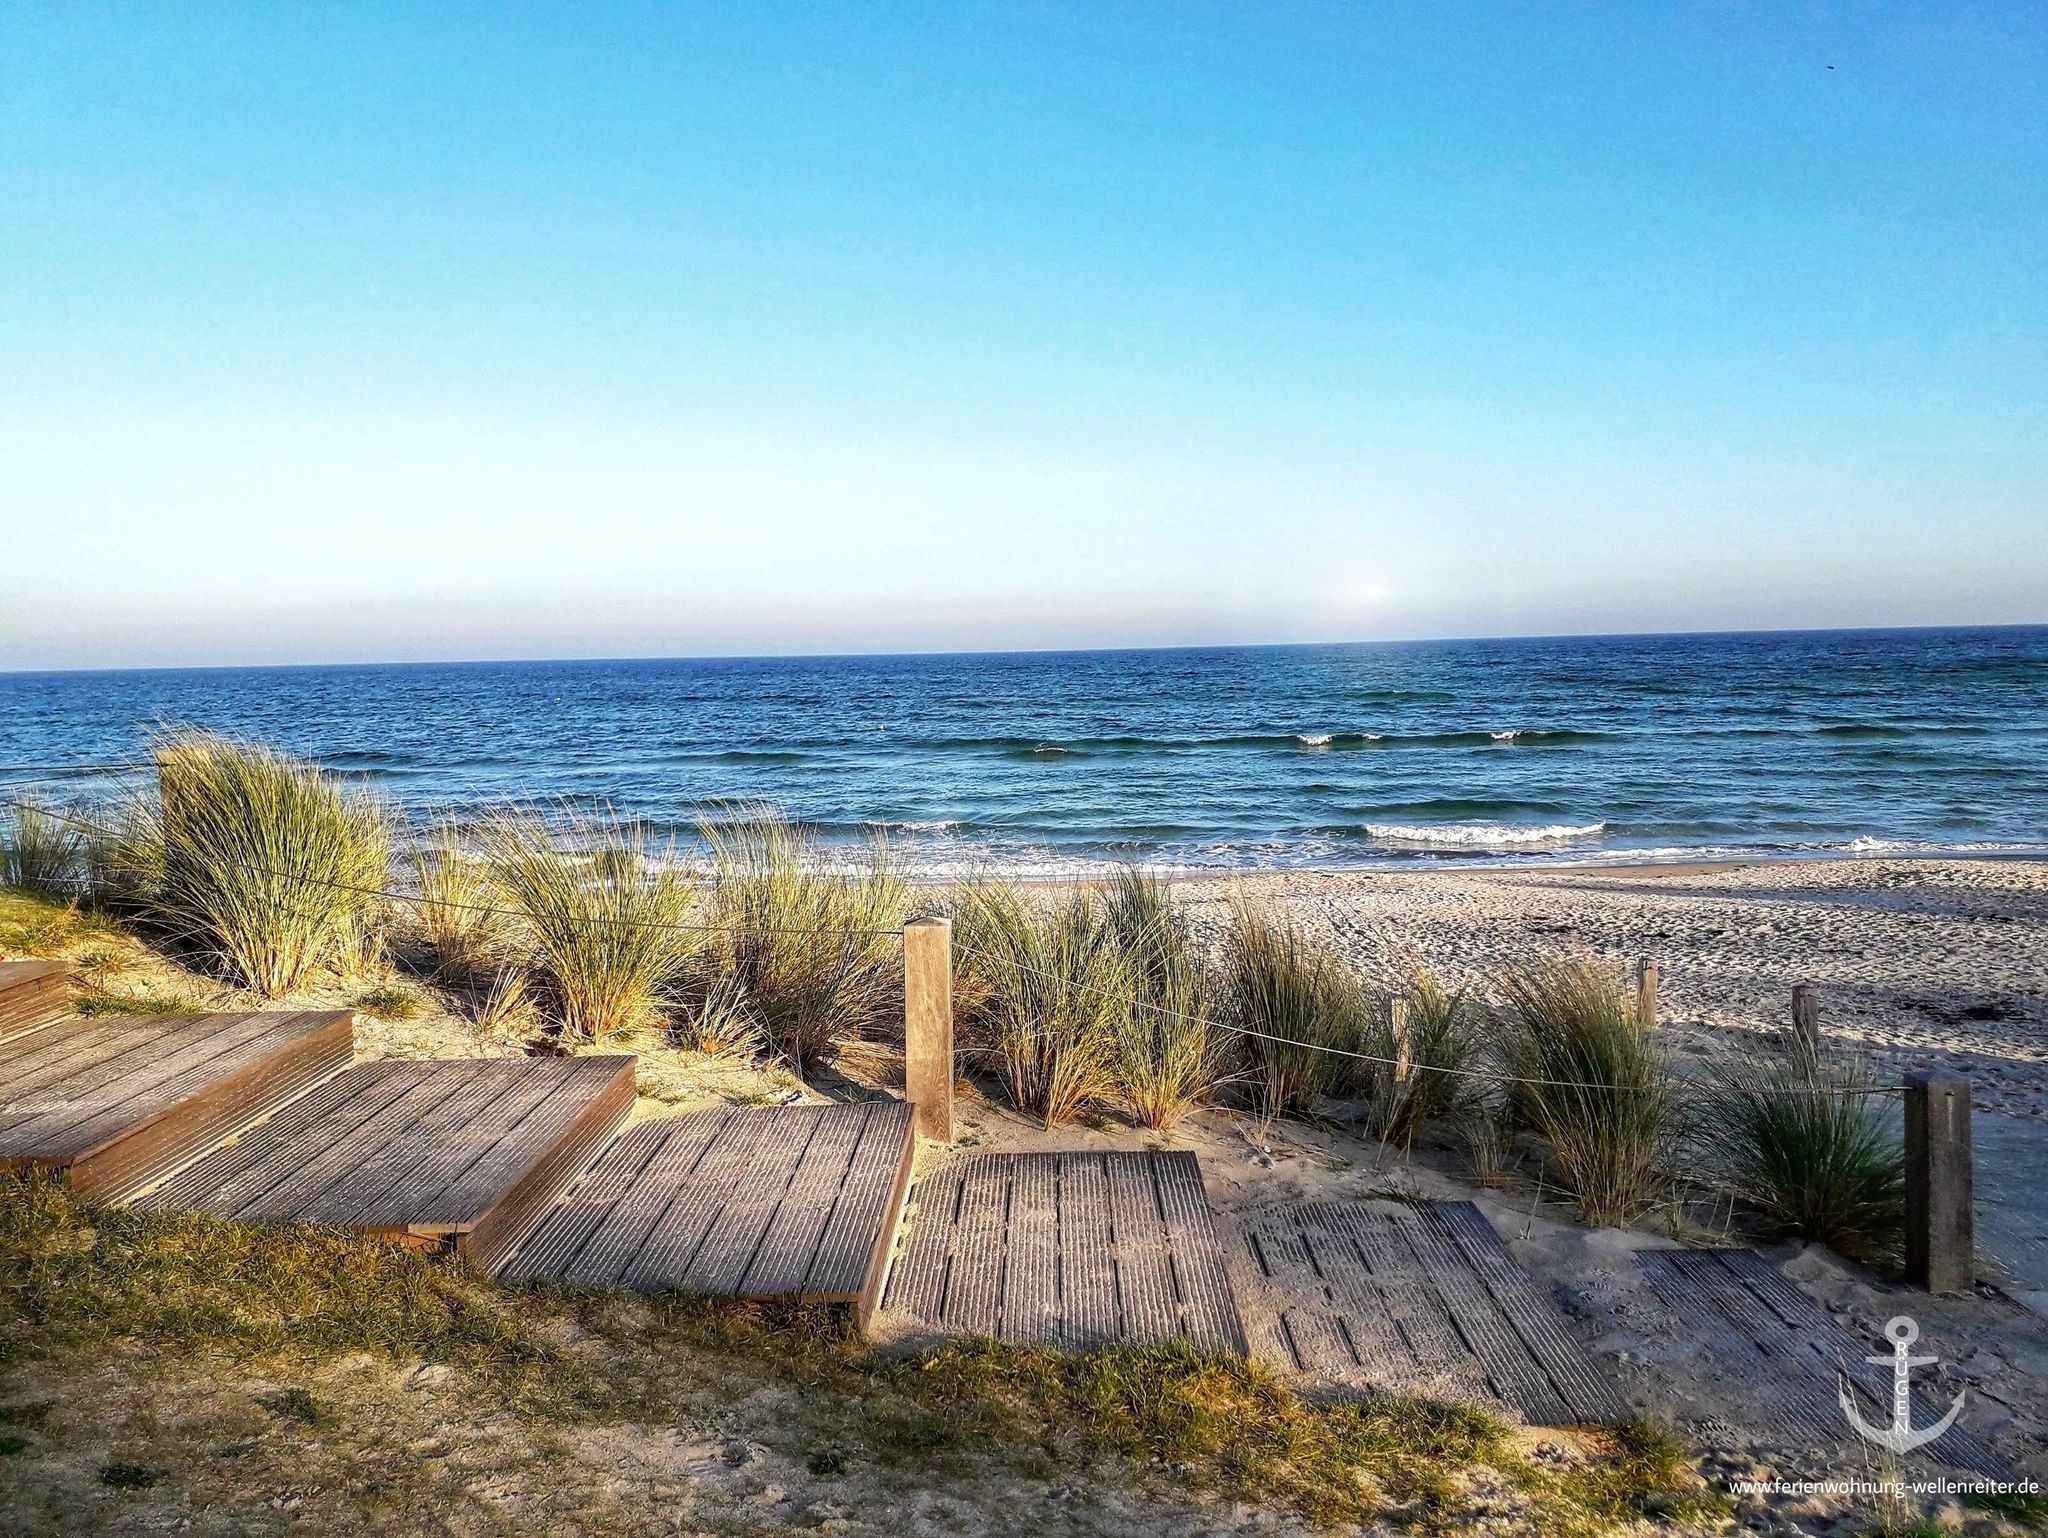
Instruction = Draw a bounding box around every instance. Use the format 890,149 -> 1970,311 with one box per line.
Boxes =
1431,1202 -> 1625,1424
233,1063 -> 488,1223
1105,1153 -> 1180,1344
941,1155 -> 1011,1335
45,1013 -> 323,1160
1055,1155 -> 1120,1351
1292,1208 -> 1409,1374
0,1015 -> 261,1147
0,959 -> 70,1037
1153,1152 -> 1247,1354
1335,1203 -> 1471,1381
617,1109 -> 782,1290
293,1062 -> 538,1226
411,1057 -> 633,1229
138,1067 -> 393,1212
884,1159 -> 962,1323
1393,1206 -> 1572,1425
806,1102 -> 915,1304
493,1121 -> 672,1282
562,1111 -> 731,1286
744,1103 -> 868,1296
1244,1209 -> 1356,1375
0,1018 -> 189,1101
998,1153 -> 1060,1344
678,1105 -> 825,1295
460,1060 -> 634,1270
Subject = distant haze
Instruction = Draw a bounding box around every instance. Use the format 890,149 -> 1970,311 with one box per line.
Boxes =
2,7 -> 2043,671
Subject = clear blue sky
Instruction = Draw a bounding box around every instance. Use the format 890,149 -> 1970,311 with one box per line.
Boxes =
3,4 -> 2043,669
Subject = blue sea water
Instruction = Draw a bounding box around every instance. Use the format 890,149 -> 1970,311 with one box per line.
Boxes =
1,628 -> 2043,872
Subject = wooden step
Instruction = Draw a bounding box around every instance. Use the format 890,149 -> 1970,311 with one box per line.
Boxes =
1228,1200 -> 1625,1426
497,1100 -> 916,1326
879,1150 -> 1247,1354
144,1055 -> 636,1271
0,959 -> 71,1039
0,1009 -> 355,1200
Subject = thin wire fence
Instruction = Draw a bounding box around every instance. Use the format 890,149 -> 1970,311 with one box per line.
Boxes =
4,786 -> 1902,1099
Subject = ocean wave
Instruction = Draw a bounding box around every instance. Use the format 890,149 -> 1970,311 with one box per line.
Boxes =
863,818 -> 964,835
1365,820 -> 1608,848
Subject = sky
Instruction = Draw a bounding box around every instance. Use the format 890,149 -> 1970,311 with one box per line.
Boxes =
2,4 -> 2044,671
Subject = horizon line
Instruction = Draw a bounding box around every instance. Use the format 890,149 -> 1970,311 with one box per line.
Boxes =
2,618 -> 2042,680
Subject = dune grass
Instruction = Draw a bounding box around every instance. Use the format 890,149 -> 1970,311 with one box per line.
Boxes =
1,796 -> 84,895
1493,959 -> 1677,1226
404,823 -> 510,982
1709,1046 -> 1903,1261
951,882 -> 1127,1126
1099,867 -> 1228,1129
480,808 -> 698,1043
1358,969 -> 1482,1147
1218,901 -> 1368,1117
693,806 -> 904,1072
135,735 -> 391,998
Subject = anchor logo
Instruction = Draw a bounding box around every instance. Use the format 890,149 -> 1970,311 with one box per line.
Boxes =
1839,1316 -> 1964,1454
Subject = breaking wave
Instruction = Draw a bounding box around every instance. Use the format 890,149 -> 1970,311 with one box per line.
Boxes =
1365,820 -> 1608,848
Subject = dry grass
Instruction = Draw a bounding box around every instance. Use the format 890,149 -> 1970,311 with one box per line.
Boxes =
1,797 -> 83,895
404,823 -> 511,982
1218,900 -> 1367,1117
133,735 -> 391,998
1357,968 -> 1482,1147
1100,867 -> 1228,1129
1492,959 -> 1677,1227
479,807 -> 699,1043
951,882 -> 1126,1126
693,806 -> 904,1072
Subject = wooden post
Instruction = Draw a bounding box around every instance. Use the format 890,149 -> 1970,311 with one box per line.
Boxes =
902,917 -> 954,1144
1790,985 -> 1821,1068
1633,958 -> 1658,1031
1387,995 -> 1413,1083
1904,1071 -> 1972,1294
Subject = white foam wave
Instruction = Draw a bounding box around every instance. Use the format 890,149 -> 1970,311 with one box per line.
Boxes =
1490,730 -> 1520,742
1366,820 -> 1607,848
1295,733 -> 1334,747
865,818 -> 963,834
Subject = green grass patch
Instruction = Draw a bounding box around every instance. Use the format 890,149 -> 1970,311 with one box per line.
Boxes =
4,1173 -> 1702,1534
349,982 -> 427,1022
1965,1489 -> 2048,1527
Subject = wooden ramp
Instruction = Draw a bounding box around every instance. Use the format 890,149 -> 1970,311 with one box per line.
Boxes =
497,1101 -> 916,1323
1228,1200 -> 1625,1426
1638,1247 -> 2011,1478
0,959 -> 71,1038
880,1151 -> 1247,1353
0,1009 -> 354,1200
143,1056 -> 634,1271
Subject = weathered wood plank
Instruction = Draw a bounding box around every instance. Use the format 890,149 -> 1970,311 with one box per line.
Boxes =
884,1159 -> 961,1323
1153,1151 -> 1247,1354
411,1057 -> 634,1230
998,1153 -> 1060,1344
617,1109 -> 783,1291
679,1105 -> 824,1296
941,1155 -> 1011,1335
1243,1209 -> 1355,1374
745,1104 -> 867,1296
494,1121 -> 672,1282
1432,1202 -> 1624,1424
1105,1153 -> 1179,1345
562,1111 -> 730,1287
1055,1155 -> 1119,1351
809,1102 -> 914,1300
1291,1207 -> 1407,1374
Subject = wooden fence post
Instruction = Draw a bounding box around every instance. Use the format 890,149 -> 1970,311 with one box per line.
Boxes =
1387,995 -> 1413,1084
1790,984 -> 1821,1068
1904,1070 -> 1972,1294
1633,958 -> 1659,1031
903,917 -> 954,1144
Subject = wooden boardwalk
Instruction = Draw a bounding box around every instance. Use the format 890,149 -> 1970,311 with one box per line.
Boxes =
144,1055 -> 635,1271
0,959 -> 71,1038
1229,1200 -> 1624,1425
0,1009 -> 354,1200
881,1151 -> 1247,1353
1638,1247 -> 2010,1477
498,1101 -> 916,1322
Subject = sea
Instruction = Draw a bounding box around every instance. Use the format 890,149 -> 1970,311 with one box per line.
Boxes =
2,627 -> 2043,874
